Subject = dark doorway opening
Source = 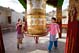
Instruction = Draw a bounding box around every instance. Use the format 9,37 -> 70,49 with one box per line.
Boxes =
8,16 -> 11,24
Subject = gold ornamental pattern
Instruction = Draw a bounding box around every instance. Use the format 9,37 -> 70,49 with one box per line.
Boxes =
27,0 -> 47,35
27,15 -> 46,35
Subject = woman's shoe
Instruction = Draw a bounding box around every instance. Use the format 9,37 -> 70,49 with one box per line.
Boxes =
48,50 -> 51,53
19,44 -> 22,49
17,44 -> 19,49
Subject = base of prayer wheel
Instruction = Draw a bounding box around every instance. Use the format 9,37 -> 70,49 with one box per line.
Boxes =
25,32 -> 48,37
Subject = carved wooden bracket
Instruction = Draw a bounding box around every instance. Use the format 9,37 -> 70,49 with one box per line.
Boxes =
69,5 -> 77,22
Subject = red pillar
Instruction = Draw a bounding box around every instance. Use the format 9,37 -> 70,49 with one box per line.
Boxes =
65,7 -> 79,53
0,25 -> 5,53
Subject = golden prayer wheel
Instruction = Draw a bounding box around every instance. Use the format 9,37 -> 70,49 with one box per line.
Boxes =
26,0 -> 47,36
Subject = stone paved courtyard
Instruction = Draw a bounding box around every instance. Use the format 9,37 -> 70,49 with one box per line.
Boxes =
3,32 -> 66,53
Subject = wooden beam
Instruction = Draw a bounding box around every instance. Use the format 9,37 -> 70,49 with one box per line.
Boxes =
56,6 -> 62,38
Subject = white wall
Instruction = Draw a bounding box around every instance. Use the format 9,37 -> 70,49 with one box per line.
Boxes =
0,7 -> 12,25
11,11 -> 24,24
62,10 -> 68,24
0,9 -> 7,24
0,6 -> 24,28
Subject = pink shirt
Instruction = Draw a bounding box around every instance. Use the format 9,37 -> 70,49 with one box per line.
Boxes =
48,23 -> 60,35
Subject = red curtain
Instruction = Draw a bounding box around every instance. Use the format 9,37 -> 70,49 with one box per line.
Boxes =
65,7 -> 79,53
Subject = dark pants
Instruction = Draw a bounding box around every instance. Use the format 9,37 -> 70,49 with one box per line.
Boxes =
48,40 -> 58,51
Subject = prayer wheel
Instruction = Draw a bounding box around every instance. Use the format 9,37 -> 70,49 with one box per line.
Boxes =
26,0 -> 47,36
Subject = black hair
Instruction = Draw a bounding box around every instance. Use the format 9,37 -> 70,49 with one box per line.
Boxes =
51,17 -> 56,21
23,16 -> 26,22
18,18 -> 21,22
23,17 -> 25,22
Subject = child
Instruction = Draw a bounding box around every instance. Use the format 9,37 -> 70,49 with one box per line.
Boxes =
47,17 -> 60,51
16,18 -> 24,49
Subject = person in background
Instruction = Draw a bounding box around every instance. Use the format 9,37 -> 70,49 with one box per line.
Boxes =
16,18 -> 24,49
47,17 -> 60,52
23,17 -> 27,33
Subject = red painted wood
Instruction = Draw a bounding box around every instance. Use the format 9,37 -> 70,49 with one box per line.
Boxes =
0,25 -> 5,53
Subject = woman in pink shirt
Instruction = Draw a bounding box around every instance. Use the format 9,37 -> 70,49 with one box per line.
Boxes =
16,18 -> 24,49
48,17 -> 60,52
